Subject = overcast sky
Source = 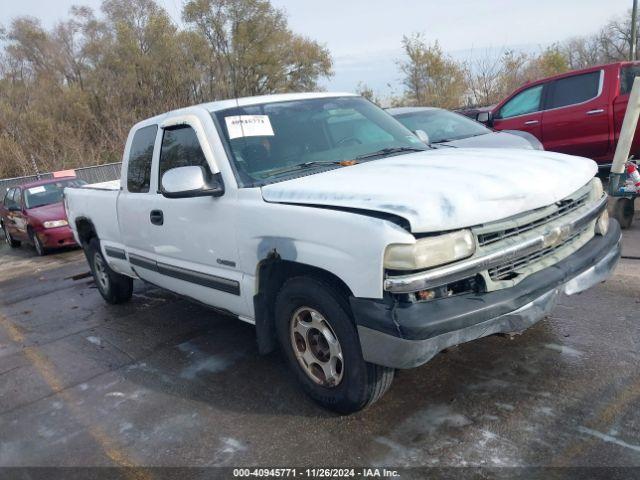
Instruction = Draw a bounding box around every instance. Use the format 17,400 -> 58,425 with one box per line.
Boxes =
0,0 -> 634,94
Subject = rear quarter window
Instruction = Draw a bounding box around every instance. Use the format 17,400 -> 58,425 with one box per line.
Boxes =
620,65 -> 640,95
546,71 -> 601,109
127,125 -> 158,193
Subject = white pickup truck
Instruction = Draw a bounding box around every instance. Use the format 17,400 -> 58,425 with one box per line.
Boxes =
65,92 -> 621,413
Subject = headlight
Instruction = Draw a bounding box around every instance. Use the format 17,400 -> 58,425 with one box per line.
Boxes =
384,230 -> 476,270
595,210 -> 609,236
592,177 -> 604,198
43,219 -> 68,229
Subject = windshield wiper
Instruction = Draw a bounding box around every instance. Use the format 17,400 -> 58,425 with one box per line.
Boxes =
354,147 -> 427,161
262,160 -> 344,178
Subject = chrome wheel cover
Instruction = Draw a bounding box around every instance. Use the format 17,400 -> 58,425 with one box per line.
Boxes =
290,306 -> 344,387
93,252 -> 110,292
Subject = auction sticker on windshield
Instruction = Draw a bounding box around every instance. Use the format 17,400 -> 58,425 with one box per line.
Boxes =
28,186 -> 46,194
225,115 -> 275,139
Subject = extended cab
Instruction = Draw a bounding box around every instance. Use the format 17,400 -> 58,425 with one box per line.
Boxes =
479,62 -> 640,166
64,93 -> 621,413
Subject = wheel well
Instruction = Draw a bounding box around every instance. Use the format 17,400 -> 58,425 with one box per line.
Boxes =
75,218 -> 97,246
253,258 -> 353,355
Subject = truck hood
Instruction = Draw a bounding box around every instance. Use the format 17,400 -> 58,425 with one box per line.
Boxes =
261,148 -> 598,233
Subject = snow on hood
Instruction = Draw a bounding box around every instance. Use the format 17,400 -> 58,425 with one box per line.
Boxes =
261,148 -> 597,233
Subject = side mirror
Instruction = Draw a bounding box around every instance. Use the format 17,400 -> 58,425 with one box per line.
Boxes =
476,112 -> 493,127
476,112 -> 491,124
414,129 -> 430,145
160,166 -> 224,199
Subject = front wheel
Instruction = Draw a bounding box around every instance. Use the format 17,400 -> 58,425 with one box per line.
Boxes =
275,276 -> 394,414
31,231 -> 46,256
87,238 -> 133,304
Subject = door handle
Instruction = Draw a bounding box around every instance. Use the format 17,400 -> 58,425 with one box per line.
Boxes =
524,120 -> 539,125
150,210 -> 164,226
587,109 -> 605,115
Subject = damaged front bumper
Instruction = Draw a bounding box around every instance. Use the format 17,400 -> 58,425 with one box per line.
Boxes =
351,220 -> 621,369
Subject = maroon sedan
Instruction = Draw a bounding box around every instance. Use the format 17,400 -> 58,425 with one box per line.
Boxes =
0,177 -> 86,256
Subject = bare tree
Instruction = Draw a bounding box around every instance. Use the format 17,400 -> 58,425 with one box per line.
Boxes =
398,34 -> 466,109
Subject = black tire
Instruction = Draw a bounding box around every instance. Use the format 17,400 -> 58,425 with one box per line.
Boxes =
2,222 -> 21,248
86,237 -> 133,304
30,230 -> 47,256
610,197 -> 635,229
274,276 -> 394,414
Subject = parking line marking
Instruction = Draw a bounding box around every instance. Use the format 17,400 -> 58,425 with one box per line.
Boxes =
0,313 -> 151,479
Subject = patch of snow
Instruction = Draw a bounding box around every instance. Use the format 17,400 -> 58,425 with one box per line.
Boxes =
544,343 -> 582,357
177,341 -> 245,380
105,392 -> 125,398
86,336 -> 102,346
220,437 -> 247,454
119,422 -> 133,434
495,402 -> 515,411
535,406 -> 554,416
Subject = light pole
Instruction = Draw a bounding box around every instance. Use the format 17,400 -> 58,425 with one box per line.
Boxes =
632,0 -> 638,61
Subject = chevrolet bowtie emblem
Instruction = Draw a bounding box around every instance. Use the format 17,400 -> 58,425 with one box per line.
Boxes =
542,225 -> 572,248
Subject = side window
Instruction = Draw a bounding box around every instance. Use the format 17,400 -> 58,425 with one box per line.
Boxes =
546,71 -> 601,109
498,84 -> 544,119
127,125 -> 158,193
14,189 -> 22,207
4,188 -> 15,208
620,65 -> 640,95
158,125 -> 210,182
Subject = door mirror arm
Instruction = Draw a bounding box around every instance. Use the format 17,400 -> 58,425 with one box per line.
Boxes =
160,166 -> 225,199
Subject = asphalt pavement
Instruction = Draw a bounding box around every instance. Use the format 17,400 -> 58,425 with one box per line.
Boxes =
0,215 -> 638,472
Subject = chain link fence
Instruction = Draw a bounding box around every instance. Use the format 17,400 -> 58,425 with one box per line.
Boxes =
0,163 -> 122,195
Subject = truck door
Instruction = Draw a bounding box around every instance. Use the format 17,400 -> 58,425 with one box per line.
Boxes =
541,70 -> 609,159
492,84 -> 544,140
117,124 -> 162,279
145,121 -> 247,318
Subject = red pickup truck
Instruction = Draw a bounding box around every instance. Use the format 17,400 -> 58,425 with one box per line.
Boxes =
478,61 -> 640,166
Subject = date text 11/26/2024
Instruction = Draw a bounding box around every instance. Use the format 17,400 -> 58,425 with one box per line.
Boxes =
232,468 -> 400,478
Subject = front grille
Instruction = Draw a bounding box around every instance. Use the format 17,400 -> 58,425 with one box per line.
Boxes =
488,228 -> 586,281
478,193 -> 589,247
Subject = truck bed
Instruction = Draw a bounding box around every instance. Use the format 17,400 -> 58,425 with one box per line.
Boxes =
64,183 -> 121,247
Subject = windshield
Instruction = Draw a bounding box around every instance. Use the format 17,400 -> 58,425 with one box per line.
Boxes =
213,96 -> 427,186
24,179 -> 87,209
394,109 -> 491,144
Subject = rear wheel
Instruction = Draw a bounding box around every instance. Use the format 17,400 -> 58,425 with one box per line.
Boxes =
2,223 -> 20,248
275,276 -> 394,414
87,238 -> 133,304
